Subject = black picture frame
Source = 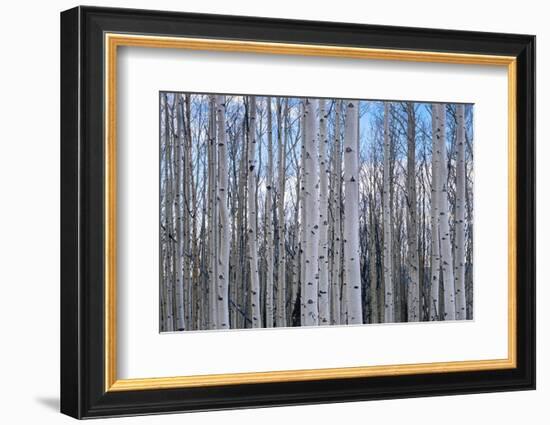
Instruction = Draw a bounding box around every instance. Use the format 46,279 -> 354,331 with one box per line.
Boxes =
61,5 -> 535,419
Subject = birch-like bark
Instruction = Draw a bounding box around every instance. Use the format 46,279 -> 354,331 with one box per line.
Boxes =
208,95 -> 218,329
454,104 -> 467,320
276,99 -> 288,327
162,93 -> 174,332
236,123 -> 248,328
200,134 -> 209,330
303,98 -> 320,326
330,100 -> 342,325
169,97 -> 178,331
291,148 -> 301,325
318,99 -> 330,324
435,103 -> 456,320
174,95 -> 186,330
247,96 -> 262,327
264,97 -> 275,328
183,94 -> 192,329
383,102 -> 394,323
215,95 -> 230,328
300,101 -> 307,325
368,188 -> 379,324
406,103 -> 420,322
429,104 -> 441,321
343,100 -> 362,324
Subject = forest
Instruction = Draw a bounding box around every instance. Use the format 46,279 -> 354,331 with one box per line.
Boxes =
159,93 -> 474,332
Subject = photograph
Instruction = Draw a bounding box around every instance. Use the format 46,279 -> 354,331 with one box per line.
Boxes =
159,93 -> 474,332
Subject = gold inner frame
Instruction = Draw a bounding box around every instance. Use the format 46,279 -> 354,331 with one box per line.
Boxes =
104,33 -> 518,392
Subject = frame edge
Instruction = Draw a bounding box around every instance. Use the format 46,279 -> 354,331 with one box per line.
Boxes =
60,5 -> 83,420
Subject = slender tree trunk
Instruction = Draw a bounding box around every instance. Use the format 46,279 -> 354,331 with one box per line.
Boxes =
318,99 -> 330,324
429,104 -> 441,321
215,95 -> 230,329
276,99 -> 288,327
368,187 -> 379,323
419,155 -> 427,321
406,103 -> 420,322
174,95 -> 186,330
340,102 -> 348,326
200,137 -> 209,330
183,94 -> 193,329
291,144 -> 302,326
330,100 -> 342,325
264,97 -> 275,328
300,101 -> 307,326
236,123 -> 248,328
454,104 -> 467,320
163,93 -> 174,332
247,96 -> 262,327
302,98 -> 320,326
208,95 -> 218,329
434,103 -> 456,320
465,137 -> 474,320
343,100 -> 362,324
383,102 -> 394,323
169,98 -> 179,330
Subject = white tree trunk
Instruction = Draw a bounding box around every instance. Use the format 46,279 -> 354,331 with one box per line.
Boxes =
247,96 -> 262,327
292,150 -> 301,325
276,99 -> 288,327
368,190 -> 378,323
454,104 -> 467,320
265,97 -> 275,328
183,95 -> 193,329
383,102 -> 394,323
208,95 -> 218,329
434,103 -> 456,320
162,93 -> 174,332
318,99 -> 330,324
303,98 -> 320,326
235,125 -> 248,329
406,103 -> 420,322
300,101 -> 307,326
174,95 -> 186,330
330,100 -> 342,325
215,95 -> 230,329
343,100 -> 362,324
429,104 -> 441,321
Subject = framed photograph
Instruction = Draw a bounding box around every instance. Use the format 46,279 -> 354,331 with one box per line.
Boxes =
60,5 -> 535,419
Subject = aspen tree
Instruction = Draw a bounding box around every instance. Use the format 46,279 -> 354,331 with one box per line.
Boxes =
454,104 -> 467,320
264,97 -> 275,327
435,103 -> 456,320
276,99 -> 288,327
330,100 -> 342,325
303,98 -> 320,326
183,94 -> 193,328
383,102 -> 394,323
429,104 -> 441,321
291,132 -> 302,326
247,96 -> 262,327
163,93 -> 175,331
215,95 -> 230,328
208,95 -> 218,329
406,103 -> 420,322
318,99 -> 330,324
343,100 -> 362,324
300,101 -> 307,326
174,94 -> 186,330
